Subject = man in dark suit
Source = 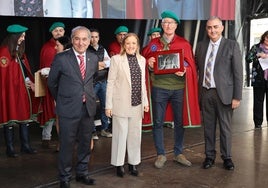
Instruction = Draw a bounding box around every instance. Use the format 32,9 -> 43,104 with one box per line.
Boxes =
195,17 -> 243,171
48,26 -> 98,188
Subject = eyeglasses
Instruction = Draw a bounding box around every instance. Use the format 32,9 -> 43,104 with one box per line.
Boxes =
162,21 -> 177,26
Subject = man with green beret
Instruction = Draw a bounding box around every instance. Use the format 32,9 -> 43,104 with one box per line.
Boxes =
39,22 -> 65,150
1,24 -> 39,157
161,10 -> 180,24
142,10 -> 201,169
108,25 -> 128,57
147,27 -> 162,40
49,22 -> 65,32
141,27 -> 161,65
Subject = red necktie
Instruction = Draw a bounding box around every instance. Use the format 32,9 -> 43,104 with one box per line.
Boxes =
77,55 -> 86,102
77,55 -> 86,79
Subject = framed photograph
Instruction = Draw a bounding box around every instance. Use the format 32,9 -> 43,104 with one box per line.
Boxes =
153,49 -> 184,74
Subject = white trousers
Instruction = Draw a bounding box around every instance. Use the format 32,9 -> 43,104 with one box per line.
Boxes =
111,105 -> 142,166
42,121 -> 54,140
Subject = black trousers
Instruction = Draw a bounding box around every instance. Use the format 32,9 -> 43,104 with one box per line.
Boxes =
58,104 -> 94,182
253,84 -> 268,126
201,88 -> 233,160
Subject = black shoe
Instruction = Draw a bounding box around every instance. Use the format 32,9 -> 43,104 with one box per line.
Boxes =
255,124 -> 262,129
203,158 -> 215,169
223,159 -> 234,170
76,175 -> 95,185
128,164 -> 139,176
6,150 -> 19,158
60,181 -> 70,188
116,166 -> 125,177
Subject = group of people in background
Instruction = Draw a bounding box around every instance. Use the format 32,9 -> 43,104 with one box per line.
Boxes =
2,8 -> 267,188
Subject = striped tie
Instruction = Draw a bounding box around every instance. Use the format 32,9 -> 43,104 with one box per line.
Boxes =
78,55 -> 86,79
77,55 -> 86,102
204,44 -> 215,89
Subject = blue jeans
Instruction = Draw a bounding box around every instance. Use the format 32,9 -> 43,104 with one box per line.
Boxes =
94,81 -> 109,131
152,87 -> 184,156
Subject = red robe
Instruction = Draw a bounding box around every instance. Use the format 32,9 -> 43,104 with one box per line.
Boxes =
108,40 -> 121,57
0,46 -> 40,126
38,38 -> 57,127
142,35 -> 201,129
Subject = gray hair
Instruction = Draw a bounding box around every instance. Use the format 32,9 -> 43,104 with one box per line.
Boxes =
71,26 -> 91,39
207,16 -> 223,25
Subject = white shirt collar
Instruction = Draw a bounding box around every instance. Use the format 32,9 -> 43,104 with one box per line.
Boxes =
210,36 -> 222,46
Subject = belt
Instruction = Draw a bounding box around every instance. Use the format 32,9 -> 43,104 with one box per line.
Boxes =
203,87 -> 216,90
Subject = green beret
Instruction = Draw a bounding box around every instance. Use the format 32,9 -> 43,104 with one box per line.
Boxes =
161,10 -> 180,24
7,24 -> 28,33
147,27 -> 162,36
114,26 -> 128,35
49,22 -> 65,32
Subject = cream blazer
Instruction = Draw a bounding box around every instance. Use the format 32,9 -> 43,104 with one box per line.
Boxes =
106,54 -> 148,117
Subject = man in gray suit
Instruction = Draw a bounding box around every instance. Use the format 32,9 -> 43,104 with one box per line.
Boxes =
48,26 -> 98,188
195,17 -> 243,171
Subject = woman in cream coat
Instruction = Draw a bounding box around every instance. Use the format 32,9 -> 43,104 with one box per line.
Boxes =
106,33 -> 149,177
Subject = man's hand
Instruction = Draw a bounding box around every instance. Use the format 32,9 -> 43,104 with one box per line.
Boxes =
232,99 -> 240,109
98,61 -> 106,70
105,109 -> 112,118
175,67 -> 186,77
148,57 -> 155,69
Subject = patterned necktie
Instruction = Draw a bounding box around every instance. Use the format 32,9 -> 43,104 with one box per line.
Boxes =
77,55 -> 86,102
77,55 -> 86,79
204,44 -> 215,89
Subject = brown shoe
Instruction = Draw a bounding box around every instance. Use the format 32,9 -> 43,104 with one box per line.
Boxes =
42,140 -> 50,149
173,154 -> 192,167
154,155 -> 167,169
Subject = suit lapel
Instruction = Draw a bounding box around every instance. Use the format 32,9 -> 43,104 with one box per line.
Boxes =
85,51 -> 94,82
121,55 -> 131,86
68,49 -> 83,80
202,42 -> 210,64
215,38 -> 226,64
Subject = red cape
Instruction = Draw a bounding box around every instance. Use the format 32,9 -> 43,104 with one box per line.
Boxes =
0,46 -> 41,126
38,38 -> 57,126
142,35 -> 201,130
108,41 -> 121,57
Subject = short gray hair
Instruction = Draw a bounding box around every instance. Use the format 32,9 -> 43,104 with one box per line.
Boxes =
71,26 -> 91,39
207,16 -> 223,25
